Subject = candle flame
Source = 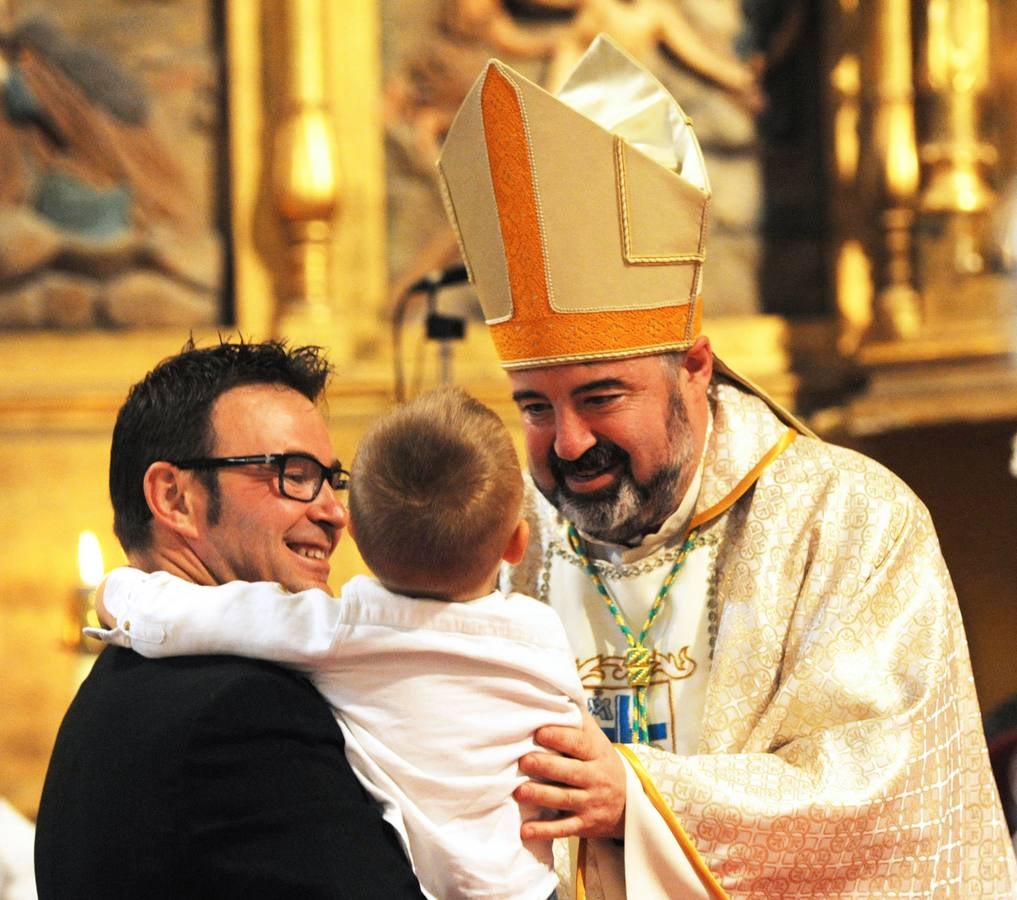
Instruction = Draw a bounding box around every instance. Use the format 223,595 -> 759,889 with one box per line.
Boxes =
77,531 -> 104,588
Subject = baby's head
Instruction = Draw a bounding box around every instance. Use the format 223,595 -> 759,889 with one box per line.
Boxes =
349,386 -> 527,600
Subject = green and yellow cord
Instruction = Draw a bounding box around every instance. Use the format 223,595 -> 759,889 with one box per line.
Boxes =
567,524 -> 698,744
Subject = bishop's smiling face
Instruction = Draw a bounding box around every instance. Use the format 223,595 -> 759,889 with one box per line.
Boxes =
189,383 -> 347,592
509,346 -> 712,544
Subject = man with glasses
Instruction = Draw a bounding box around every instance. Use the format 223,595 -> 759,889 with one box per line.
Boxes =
34,339 -> 423,899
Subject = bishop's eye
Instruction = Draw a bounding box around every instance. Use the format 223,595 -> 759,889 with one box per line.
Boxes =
583,393 -> 620,408
518,401 -> 551,418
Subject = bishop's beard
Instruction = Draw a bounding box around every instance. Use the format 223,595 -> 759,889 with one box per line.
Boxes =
536,391 -> 695,545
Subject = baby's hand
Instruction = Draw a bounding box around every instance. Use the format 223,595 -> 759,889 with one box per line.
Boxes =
94,578 -> 114,628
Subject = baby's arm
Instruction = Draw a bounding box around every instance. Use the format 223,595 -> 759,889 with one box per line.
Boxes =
87,567 -> 343,668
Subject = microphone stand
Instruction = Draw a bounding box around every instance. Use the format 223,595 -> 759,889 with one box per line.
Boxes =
392,265 -> 468,402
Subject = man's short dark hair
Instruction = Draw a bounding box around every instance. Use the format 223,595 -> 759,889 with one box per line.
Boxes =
110,338 -> 333,552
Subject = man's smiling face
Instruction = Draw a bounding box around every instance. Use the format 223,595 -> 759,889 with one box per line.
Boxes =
509,346 -> 711,543
189,383 -> 346,592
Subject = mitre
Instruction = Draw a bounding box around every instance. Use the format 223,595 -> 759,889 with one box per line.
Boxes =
437,33 -> 710,369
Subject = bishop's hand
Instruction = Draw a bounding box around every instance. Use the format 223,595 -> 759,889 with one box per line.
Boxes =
515,708 -> 627,840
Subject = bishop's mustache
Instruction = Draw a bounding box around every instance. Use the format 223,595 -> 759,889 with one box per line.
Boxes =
549,440 -> 628,480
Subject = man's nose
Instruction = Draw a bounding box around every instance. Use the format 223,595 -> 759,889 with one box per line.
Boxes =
308,481 -> 348,531
553,409 -> 597,461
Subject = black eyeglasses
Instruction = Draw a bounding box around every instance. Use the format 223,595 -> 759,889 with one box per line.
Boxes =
172,453 -> 350,502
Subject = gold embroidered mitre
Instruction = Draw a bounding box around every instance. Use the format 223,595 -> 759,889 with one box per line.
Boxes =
437,34 -> 711,370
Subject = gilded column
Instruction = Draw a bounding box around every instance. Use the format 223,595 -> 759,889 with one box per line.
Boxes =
920,0 -> 993,215
919,0 -> 994,276
867,0 -> 922,340
270,0 -> 340,338
825,0 -> 873,355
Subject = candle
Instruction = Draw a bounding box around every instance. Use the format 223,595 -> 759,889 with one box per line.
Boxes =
64,531 -> 105,653
78,531 -> 104,589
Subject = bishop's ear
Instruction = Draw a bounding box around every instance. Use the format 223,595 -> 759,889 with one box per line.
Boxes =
142,461 -> 203,539
681,335 -> 714,387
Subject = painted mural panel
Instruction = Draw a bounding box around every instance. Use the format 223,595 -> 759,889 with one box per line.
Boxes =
0,0 -> 225,329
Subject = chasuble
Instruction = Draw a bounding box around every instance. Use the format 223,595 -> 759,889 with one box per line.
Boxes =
507,378 -> 1017,898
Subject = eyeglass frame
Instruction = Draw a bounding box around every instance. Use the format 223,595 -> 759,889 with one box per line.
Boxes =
171,453 -> 350,502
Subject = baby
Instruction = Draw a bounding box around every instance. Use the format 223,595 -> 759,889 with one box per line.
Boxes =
92,386 -> 584,900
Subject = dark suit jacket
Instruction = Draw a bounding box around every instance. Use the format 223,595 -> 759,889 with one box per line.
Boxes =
35,647 -> 423,899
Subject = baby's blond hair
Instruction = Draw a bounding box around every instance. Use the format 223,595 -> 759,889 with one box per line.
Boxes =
349,386 -> 523,598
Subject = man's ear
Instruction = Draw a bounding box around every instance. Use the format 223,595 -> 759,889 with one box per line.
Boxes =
142,461 -> 203,539
681,335 -> 713,387
502,518 -> 531,565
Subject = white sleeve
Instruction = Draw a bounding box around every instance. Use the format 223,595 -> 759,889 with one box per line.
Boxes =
87,566 -> 343,669
0,800 -> 36,900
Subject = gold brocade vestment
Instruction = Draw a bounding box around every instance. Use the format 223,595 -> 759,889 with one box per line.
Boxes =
507,379 -> 1017,898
